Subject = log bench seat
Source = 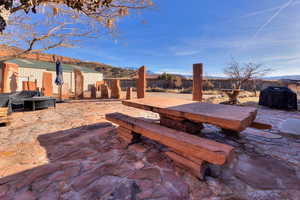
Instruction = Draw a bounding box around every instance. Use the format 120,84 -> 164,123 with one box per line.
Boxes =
106,112 -> 235,179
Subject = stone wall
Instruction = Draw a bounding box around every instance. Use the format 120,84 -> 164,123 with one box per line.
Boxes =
106,78 -> 282,91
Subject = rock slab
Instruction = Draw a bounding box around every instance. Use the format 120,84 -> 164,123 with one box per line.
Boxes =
279,118 -> 300,138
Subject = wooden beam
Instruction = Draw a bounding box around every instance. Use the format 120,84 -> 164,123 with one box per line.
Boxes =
126,87 -> 133,100
106,113 -> 234,165
250,121 -> 272,130
137,66 -> 146,99
193,63 -> 203,101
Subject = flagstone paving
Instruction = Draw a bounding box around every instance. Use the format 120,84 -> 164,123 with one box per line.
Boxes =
0,99 -> 299,200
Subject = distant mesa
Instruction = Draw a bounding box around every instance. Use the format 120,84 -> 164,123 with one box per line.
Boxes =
0,45 -> 137,79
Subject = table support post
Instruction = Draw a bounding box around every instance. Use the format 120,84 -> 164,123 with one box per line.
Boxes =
159,114 -> 203,135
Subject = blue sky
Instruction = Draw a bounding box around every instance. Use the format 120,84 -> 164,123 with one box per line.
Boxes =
46,0 -> 300,76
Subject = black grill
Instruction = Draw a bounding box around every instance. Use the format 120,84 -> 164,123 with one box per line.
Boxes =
259,87 -> 298,110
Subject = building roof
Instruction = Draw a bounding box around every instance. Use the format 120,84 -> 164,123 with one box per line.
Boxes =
2,59 -> 99,73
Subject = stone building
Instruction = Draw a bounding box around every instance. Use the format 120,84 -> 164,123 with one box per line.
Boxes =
0,58 -> 103,94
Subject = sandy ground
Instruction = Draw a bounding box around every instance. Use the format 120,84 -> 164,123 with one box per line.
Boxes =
0,92 -> 299,199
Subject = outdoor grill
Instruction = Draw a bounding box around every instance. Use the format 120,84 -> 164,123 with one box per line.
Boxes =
259,86 -> 298,110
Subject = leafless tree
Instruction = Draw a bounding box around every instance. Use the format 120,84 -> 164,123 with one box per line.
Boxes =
224,58 -> 271,90
0,0 -> 153,60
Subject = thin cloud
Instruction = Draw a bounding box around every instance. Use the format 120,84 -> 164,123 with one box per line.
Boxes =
253,0 -> 294,38
242,0 -> 300,18
174,50 -> 201,56
260,54 -> 300,62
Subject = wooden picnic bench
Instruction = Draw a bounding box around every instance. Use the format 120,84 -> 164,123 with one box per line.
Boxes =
106,97 -> 271,179
106,112 -> 234,179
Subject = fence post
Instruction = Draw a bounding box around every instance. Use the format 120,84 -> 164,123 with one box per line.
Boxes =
193,63 -> 203,101
137,66 -> 146,98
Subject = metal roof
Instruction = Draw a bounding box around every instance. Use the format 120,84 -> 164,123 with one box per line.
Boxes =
2,59 -> 99,73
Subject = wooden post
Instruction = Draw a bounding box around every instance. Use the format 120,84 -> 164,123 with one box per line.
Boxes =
193,63 -> 203,101
91,84 -> 97,99
111,79 -> 121,99
100,84 -> 110,99
58,86 -> 62,101
35,79 -> 37,91
126,87 -> 132,100
74,69 -> 84,99
42,72 -> 53,96
27,76 -> 30,91
137,66 -> 146,99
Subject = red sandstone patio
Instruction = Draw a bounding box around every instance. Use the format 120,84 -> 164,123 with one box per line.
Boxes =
0,94 -> 299,200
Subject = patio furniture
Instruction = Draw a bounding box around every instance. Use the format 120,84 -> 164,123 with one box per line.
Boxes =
105,97 -> 272,179
122,97 -> 258,132
0,91 -> 42,113
23,97 -> 56,111
106,112 -> 234,179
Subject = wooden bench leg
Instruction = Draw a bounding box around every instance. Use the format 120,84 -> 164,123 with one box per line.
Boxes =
160,114 -> 203,135
164,151 -> 207,180
117,127 -> 142,145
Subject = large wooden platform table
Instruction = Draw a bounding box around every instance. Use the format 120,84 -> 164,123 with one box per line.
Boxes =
122,97 -> 258,132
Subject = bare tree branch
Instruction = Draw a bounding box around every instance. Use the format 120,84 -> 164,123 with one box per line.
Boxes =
0,0 -> 153,60
224,58 -> 271,89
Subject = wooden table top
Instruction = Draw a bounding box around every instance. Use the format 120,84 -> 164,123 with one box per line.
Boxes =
122,97 -> 257,131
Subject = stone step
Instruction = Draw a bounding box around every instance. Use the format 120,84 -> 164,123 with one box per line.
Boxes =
106,112 -> 234,165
